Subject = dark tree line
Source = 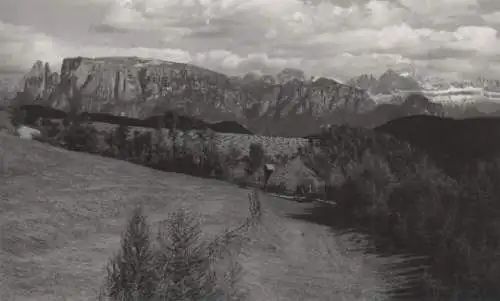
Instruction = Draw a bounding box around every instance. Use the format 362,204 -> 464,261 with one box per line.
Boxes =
31,113 -> 238,180
299,124 -> 500,300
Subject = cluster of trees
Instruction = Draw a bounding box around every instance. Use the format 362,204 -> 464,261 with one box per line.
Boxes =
301,125 -> 500,300
100,190 -> 262,301
34,116 -> 234,179
26,111 -> 275,188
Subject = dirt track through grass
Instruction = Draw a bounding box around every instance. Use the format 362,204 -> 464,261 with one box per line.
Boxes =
1,133 -> 407,301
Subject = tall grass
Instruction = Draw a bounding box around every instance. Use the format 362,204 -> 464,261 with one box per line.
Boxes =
99,190 -> 262,301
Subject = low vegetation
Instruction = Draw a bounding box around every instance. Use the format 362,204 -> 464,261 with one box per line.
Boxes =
246,142 -> 265,176
23,115 -> 235,181
375,114 -> 500,177
9,110 -> 299,194
11,101 -> 500,299
99,190 -> 262,301
0,145 -> 10,176
301,125 -> 500,300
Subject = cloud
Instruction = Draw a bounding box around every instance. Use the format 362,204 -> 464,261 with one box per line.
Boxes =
1,0 -> 500,81
0,21 -> 64,72
482,11 -> 500,23
398,0 -> 479,25
0,20 -> 193,73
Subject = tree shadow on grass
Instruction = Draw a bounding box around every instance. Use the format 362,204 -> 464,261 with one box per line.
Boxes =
286,202 -> 433,301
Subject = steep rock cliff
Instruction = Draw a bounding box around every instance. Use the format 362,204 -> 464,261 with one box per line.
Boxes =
16,57 -> 376,136
12,61 -> 59,105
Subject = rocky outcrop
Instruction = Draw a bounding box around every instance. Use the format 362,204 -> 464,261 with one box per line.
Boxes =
22,61 -> 59,102
348,69 -> 421,96
275,68 -> 306,85
301,93 -> 447,130
13,57 -> 376,137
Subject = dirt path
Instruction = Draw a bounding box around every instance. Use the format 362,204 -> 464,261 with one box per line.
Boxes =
238,194 -> 406,301
1,134 -> 410,301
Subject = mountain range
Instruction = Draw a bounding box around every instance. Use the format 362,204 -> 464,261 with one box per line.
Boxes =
1,58 -> 375,137
348,69 -> 500,113
2,57 -> 500,137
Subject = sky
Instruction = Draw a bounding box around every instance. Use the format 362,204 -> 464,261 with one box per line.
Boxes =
1,0 -> 500,81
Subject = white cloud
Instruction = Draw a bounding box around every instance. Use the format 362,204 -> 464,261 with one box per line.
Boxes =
482,11 -> 500,23
304,23 -> 500,61
1,0 -> 500,80
449,26 -> 498,52
0,20 -> 194,73
0,21 -> 65,72
398,0 -> 479,24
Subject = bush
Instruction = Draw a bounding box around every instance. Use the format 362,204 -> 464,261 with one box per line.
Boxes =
264,182 -> 288,195
25,115 -> 240,183
7,105 -> 26,128
114,125 -> 130,160
246,143 -> 264,176
105,207 -> 156,301
102,190 -> 263,301
63,123 -> 100,153
301,125 -> 500,300
0,149 -> 11,176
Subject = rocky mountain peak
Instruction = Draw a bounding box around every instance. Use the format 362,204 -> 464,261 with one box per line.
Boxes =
10,56 -> 377,136
346,74 -> 378,91
275,68 -> 305,85
348,69 -> 421,96
21,60 -> 59,102
375,69 -> 421,93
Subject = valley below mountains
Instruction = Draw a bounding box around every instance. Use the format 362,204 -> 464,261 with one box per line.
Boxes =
4,57 -> 500,137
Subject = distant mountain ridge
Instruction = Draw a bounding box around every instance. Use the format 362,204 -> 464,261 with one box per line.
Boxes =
6,58 -> 500,137
348,69 -> 500,112
7,57 -> 376,137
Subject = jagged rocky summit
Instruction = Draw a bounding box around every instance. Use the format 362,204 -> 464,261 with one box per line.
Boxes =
12,57 -> 376,137
348,69 -> 500,109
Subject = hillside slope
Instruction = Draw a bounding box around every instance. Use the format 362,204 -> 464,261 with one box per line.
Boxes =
375,115 -> 500,176
0,133 -> 405,301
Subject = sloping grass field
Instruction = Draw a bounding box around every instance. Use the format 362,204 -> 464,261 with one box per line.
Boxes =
0,132 -> 413,301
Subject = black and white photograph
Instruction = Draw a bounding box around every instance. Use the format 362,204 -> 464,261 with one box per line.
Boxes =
1,0 -> 500,300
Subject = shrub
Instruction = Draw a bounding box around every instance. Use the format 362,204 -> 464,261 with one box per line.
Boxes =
246,143 -> 264,176
336,150 -> 396,220
0,149 -> 11,176
114,125 -> 131,160
7,105 -> 26,128
0,110 -> 16,135
301,125 -> 500,299
63,123 -> 100,153
265,182 -> 289,195
153,210 -> 219,301
226,144 -> 242,168
105,207 -> 156,301
102,190 -> 262,301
